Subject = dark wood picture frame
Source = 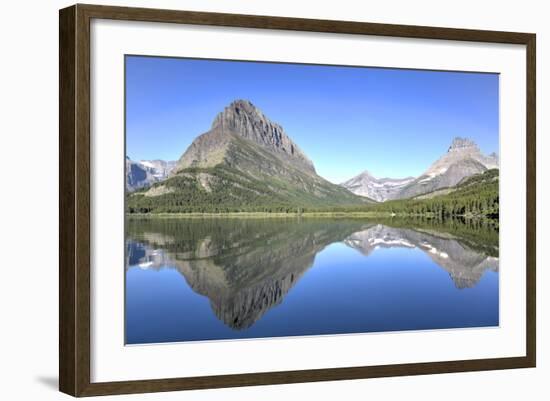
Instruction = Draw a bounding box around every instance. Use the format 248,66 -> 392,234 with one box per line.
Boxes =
59,3 -> 536,397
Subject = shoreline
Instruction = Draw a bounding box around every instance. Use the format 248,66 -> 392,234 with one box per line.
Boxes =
125,211 -> 496,219
126,211 -> 392,219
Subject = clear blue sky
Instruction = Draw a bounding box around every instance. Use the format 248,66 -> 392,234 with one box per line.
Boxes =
126,56 -> 499,183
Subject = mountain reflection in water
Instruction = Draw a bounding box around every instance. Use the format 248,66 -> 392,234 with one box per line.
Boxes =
125,218 -> 499,343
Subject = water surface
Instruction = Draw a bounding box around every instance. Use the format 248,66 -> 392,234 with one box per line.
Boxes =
125,217 -> 499,344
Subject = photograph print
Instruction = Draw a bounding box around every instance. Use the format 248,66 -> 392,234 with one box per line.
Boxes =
125,56 -> 499,345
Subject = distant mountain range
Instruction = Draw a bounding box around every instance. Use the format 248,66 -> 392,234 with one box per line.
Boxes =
340,173 -> 415,202
126,158 -> 176,192
341,137 -> 498,202
126,100 -> 498,212
127,99 -> 368,213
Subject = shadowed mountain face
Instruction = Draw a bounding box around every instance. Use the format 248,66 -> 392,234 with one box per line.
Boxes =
127,218 -> 499,330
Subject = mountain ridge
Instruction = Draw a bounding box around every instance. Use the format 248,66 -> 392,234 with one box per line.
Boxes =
126,100 -> 498,212
341,136 -> 498,202
340,171 -> 415,202
126,158 -> 176,192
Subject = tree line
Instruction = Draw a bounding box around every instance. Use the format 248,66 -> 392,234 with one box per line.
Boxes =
127,167 -> 498,220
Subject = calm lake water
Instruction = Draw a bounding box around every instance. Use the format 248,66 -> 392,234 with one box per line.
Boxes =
125,217 -> 499,344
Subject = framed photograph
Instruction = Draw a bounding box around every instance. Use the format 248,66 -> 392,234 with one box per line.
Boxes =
59,4 -> 536,397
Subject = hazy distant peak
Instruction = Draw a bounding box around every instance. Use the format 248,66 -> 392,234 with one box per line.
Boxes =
346,169 -> 414,182
357,170 -> 374,178
341,171 -> 416,202
125,158 -> 176,192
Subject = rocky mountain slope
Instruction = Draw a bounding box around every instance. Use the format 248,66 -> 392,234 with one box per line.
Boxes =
128,100 -> 368,213
341,172 -> 414,202
176,99 -> 315,175
366,169 -> 499,218
342,137 -> 498,201
126,158 -> 176,192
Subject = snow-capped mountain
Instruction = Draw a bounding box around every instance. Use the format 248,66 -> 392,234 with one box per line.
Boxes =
340,172 -> 414,202
341,137 -> 499,202
126,158 -> 176,192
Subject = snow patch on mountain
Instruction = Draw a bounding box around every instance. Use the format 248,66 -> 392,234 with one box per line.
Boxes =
340,171 -> 415,202
126,158 -> 177,192
341,137 -> 499,201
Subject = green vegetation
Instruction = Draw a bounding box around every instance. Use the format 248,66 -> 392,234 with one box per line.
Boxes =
362,169 -> 499,218
127,168 -> 499,221
127,164 -> 367,214
127,211 -> 389,219
128,215 -> 499,260
126,214 -> 499,266
369,215 -> 499,257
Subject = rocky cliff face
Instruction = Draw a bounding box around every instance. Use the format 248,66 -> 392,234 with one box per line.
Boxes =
397,157 -> 489,199
126,157 -> 176,192
176,99 -> 315,175
212,100 -> 315,173
424,137 -> 498,177
397,137 -> 498,199
341,137 -> 498,201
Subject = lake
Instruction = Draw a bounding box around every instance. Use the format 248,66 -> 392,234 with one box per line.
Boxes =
125,217 -> 499,344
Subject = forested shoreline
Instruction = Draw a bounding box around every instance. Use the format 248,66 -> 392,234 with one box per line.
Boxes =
127,169 -> 499,220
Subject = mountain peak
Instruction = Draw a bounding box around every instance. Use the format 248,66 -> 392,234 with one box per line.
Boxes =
358,170 -> 374,178
202,99 -> 316,174
211,99 -> 262,129
342,136 -> 498,201
448,137 -> 479,152
229,99 -> 258,112
341,170 -> 415,202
